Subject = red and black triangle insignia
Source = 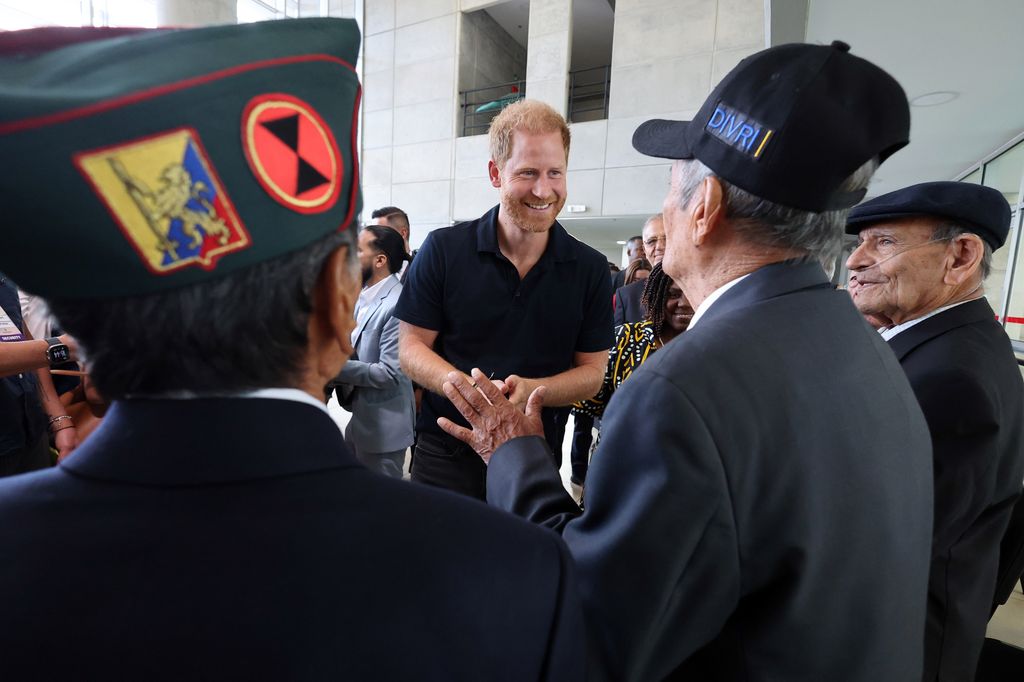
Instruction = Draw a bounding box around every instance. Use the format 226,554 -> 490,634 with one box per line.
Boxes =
242,95 -> 342,214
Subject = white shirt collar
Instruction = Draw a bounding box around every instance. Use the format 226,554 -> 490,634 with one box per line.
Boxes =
357,273 -> 395,310
687,274 -> 751,331
879,298 -> 979,341
123,387 -> 338,431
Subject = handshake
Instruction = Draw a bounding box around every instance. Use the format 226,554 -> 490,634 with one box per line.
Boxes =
436,368 -> 547,464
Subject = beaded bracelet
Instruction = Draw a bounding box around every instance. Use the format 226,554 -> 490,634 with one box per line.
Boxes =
48,415 -> 73,432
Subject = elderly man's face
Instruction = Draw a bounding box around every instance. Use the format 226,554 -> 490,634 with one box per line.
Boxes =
846,218 -> 952,324
661,162 -> 694,284
642,216 -> 666,266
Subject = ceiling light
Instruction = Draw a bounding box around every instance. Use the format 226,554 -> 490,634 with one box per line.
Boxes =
616,240 -> 627,245
910,91 -> 959,107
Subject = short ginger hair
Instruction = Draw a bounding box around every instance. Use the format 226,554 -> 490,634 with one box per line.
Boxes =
488,99 -> 571,169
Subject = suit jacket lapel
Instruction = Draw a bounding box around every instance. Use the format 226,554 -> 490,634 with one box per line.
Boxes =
887,298 -> 996,361
352,276 -> 399,348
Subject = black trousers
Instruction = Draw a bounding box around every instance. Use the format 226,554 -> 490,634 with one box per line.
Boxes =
0,432 -> 51,478
569,413 -> 594,485
411,421 -> 567,501
410,431 -> 488,500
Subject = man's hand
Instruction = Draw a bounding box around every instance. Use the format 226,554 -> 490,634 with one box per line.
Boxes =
437,368 -> 545,464
503,374 -> 539,411
54,426 -> 78,461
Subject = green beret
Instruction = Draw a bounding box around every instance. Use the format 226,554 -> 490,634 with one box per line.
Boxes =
0,18 -> 362,299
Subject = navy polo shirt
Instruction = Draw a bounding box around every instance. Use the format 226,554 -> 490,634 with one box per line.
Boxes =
0,274 -> 46,458
395,205 -> 613,448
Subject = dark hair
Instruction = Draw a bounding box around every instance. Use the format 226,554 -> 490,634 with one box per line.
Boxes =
628,235 -> 643,244
46,229 -> 354,399
370,206 -> 410,234
641,263 -> 673,338
623,258 -> 652,286
362,224 -> 410,275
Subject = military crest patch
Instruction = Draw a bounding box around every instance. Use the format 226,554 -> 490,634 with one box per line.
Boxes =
241,94 -> 342,214
75,128 -> 249,274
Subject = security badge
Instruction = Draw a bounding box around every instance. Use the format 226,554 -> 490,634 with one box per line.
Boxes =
0,307 -> 22,342
75,129 -> 249,274
705,103 -> 774,159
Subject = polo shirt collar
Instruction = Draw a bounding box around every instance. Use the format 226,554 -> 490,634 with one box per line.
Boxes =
475,204 -> 577,263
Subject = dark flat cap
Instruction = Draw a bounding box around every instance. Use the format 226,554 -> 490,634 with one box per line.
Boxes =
846,181 -> 1011,249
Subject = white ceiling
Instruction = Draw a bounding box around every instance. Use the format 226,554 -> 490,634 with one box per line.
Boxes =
803,0 -> 1024,198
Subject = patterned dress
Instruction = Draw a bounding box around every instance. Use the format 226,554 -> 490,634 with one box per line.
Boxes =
573,321 -> 660,419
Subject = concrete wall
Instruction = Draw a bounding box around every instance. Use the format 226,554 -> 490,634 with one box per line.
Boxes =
525,0 -> 571,115
157,0 -> 235,24
362,0 -> 767,250
599,0 -> 765,218
361,0 -> 462,242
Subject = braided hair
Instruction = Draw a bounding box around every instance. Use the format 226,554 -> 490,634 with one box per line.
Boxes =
640,262 -> 672,338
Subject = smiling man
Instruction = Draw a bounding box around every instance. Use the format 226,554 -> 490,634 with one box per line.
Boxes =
847,181 -> 1024,682
395,99 -> 612,500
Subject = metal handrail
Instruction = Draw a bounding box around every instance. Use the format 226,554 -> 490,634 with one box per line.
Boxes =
459,79 -> 525,137
568,65 -> 611,122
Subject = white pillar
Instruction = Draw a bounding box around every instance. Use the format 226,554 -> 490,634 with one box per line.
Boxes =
157,0 -> 236,26
525,0 -> 572,116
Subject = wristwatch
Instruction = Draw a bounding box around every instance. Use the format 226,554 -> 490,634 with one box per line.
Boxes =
44,336 -> 71,366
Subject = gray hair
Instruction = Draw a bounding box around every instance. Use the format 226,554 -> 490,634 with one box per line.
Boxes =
47,229 -> 355,399
643,213 -> 663,229
673,158 -> 879,263
930,222 -> 993,280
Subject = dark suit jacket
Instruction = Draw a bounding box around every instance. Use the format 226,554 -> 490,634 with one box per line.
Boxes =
887,298 -> 1024,682
610,268 -> 627,292
612,279 -> 645,327
0,397 -> 584,681
488,260 -> 934,681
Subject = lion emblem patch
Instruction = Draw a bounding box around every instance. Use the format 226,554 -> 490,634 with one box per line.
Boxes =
75,128 -> 249,273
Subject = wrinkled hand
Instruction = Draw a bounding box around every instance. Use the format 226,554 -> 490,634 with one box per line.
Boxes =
503,374 -> 540,411
438,368 -> 545,464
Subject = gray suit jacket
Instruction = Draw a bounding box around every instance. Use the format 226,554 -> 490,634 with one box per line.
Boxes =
488,260 -> 934,681
334,276 -> 414,453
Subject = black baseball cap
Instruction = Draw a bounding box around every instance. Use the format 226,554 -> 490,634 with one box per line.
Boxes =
846,181 -> 1011,249
632,41 -> 909,213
